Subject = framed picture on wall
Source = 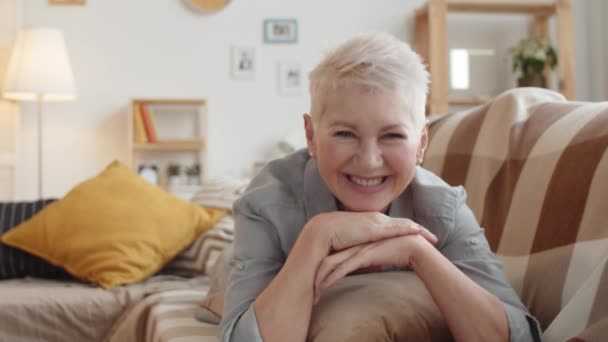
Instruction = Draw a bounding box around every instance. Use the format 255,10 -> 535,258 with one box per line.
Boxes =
264,19 -> 298,44
278,61 -> 303,96
231,46 -> 255,80
49,0 -> 86,5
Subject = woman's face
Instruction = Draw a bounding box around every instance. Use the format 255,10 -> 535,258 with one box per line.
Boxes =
305,85 -> 427,213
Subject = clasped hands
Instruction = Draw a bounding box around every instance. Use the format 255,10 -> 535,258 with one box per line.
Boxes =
308,212 -> 438,304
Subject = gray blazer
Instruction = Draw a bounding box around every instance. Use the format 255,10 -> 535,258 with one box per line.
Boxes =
219,149 -> 541,342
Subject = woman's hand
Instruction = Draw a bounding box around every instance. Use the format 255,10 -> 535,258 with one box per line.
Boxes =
313,233 -> 431,304
309,211 -> 437,253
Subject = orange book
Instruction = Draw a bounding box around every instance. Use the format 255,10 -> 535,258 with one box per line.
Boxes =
147,105 -> 159,141
133,104 -> 148,143
140,103 -> 157,143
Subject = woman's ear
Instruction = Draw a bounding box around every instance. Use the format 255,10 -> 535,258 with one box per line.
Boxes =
417,119 -> 429,165
303,113 -> 316,158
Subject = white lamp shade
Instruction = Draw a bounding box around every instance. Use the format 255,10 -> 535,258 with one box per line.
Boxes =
2,27 -> 76,101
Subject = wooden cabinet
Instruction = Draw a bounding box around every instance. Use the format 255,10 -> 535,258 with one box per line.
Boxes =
414,0 -> 575,115
127,98 -> 208,192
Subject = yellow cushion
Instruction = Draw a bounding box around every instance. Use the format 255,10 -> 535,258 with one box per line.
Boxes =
1,161 -> 226,289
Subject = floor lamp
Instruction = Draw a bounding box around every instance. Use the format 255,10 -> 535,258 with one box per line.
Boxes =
2,27 -> 76,198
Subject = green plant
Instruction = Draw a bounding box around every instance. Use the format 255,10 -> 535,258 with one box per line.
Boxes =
185,163 -> 201,177
166,163 -> 181,177
508,37 -> 557,79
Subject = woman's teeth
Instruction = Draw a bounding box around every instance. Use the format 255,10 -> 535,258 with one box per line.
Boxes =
349,175 -> 384,187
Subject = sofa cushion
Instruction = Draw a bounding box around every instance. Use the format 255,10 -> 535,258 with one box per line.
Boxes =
1,161 -> 226,288
198,271 -> 452,341
162,215 -> 234,277
307,271 -> 451,341
0,200 -> 70,279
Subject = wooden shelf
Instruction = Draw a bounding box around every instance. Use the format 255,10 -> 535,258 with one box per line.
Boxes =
416,0 -> 557,16
448,96 -> 492,106
133,139 -> 205,152
415,0 -> 575,115
128,98 -> 209,185
132,98 -> 207,106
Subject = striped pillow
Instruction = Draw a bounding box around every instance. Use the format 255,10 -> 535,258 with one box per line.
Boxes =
0,200 -> 70,279
423,88 -> 608,341
162,215 -> 235,277
190,178 -> 249,211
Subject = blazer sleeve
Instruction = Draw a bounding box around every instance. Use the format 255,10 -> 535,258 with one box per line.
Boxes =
219,196 -> 286,342
439,187 -> 543,342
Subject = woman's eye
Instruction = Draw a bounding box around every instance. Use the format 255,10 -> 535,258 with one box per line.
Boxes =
383,133 -> 406,139
334,131 -> 354,138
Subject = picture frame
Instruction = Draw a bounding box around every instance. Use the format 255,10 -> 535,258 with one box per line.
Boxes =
277,61 -> 303,96
231,46 -> 255,80
264,18 -> 298,44
49,0 -> 86,5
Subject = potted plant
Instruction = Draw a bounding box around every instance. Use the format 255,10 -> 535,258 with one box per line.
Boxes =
166,163 -> 182,187
508,37 -> 557,88
185,163 -> 201,185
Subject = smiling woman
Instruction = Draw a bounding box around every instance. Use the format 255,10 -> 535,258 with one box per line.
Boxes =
219,33 -> 541,342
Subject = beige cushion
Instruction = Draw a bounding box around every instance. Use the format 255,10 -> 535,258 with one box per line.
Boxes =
308,271 -> 451,342
199,271 -> 451,341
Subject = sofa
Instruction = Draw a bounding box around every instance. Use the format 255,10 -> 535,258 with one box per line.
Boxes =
0,87 -> 605,342
196,87 -> 607,342
422,87 -> 608,341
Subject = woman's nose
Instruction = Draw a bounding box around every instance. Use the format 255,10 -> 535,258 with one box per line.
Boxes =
355,142 -> 383,169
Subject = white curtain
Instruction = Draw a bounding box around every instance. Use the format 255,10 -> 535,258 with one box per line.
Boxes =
587,0 -> 608,100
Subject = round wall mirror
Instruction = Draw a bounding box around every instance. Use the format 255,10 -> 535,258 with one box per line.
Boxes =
184,0 -> 231,13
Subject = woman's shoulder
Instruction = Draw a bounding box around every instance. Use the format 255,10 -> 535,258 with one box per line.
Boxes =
236,149 -> 309,211
409,167 -> 467,219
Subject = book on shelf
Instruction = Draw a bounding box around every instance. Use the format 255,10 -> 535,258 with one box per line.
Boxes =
139,103 -> 158,143
133,104 -> 148,143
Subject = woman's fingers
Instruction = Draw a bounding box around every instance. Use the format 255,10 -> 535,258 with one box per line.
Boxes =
390,218 -> 438,245
318,235 -> 423,294
320,244 -> 378,291
419,227 -> 438,244
314,245 -> 364,303
327,213 -> 437,251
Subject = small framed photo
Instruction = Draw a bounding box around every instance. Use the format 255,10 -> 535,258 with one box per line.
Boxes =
278,61 -> 303,96
49,0 -> 86,5
231,46 -> 255,80
264,18 -> 298,44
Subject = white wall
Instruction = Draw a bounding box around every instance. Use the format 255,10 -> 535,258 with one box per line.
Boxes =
0,0 -> 20,200
13,0 -> 604,199
15,0 -> 429,199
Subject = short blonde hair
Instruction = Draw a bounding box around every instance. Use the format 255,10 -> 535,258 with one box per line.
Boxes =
309,32 -> 429,130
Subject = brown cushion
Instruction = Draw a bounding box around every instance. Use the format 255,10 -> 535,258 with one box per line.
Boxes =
199,271 -> 451,341
307,271 -> 452,342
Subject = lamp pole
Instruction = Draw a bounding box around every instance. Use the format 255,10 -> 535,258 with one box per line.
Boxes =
37,94 -> 43,198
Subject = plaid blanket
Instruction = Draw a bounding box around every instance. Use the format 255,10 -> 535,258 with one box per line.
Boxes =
423,88 -> 608,342
105,277 -> 219,342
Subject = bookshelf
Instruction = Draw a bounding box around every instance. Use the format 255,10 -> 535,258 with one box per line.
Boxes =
127,98 -> 208,194
414,0 -> 575,115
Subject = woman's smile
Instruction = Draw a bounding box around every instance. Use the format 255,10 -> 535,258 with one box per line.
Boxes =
343,174 -> 390,194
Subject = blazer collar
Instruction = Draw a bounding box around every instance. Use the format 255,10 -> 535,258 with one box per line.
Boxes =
303,158 -> 338,221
